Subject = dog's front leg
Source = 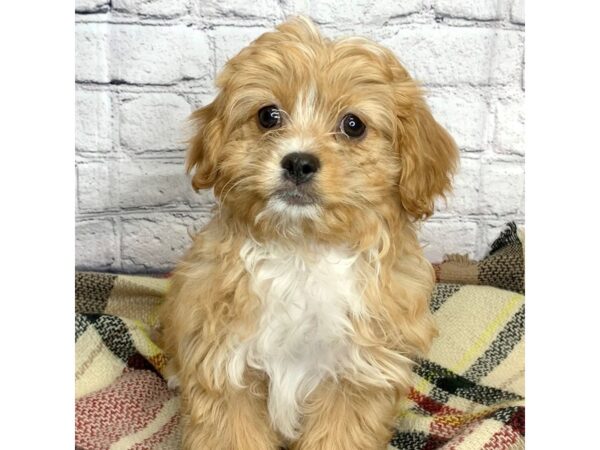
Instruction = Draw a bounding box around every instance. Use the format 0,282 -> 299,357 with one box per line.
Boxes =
180,378 -> 281,450
291,380 -> 402,450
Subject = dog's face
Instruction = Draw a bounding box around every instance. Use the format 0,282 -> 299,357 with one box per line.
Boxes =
187,17 -> 457,244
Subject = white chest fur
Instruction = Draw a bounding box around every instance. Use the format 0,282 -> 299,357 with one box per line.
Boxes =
227,240 -> 364,439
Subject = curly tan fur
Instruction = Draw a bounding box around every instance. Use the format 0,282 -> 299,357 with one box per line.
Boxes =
160,16 -> 458,450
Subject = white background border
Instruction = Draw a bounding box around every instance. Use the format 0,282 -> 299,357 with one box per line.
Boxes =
2,1 -> 600,447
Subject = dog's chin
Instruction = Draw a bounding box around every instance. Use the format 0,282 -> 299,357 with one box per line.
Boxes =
254,187 -> 321,226
274,188 -> 318,207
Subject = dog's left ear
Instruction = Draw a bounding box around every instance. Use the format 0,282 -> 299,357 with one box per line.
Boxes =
186,98 -> 225,191
396,97 -> 459,219
376,46 -> 458,219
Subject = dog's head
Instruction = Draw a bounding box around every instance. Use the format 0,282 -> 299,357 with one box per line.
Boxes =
187,17 -> 458,245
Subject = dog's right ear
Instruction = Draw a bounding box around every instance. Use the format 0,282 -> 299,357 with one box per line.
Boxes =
186,99 -> 224,191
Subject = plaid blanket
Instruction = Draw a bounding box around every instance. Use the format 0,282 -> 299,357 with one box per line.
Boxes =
75,225 -> 525,450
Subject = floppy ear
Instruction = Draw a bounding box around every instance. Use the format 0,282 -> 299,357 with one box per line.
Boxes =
374,47 -> 458,219
395,93 -> 459,220
186,100 -> 224,191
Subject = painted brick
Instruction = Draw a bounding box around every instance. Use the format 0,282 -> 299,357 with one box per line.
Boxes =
113,0 -> 190,17
511,0 -> 525,24
75,0 -> 110,13
188,93 -> 217,111
427,87 -> 491,151
213,26 -> 272,72
117,160 -> 215,208
77,162 -> 116,212
120,213 -> 212,271
76,219 -> 118,270
75,23 -> 109,83
279,0 -> 311,17
418,221 -> 479,262
480,160 -> 525,215
195,0 -> 283,20
435,157 -> 481,215
433,0 -> 502,21
495,94 -> 525,155
380,28 -> 523,86
305,0 -> 422,26
119,93 -> 192,152
76,90 -> 112,153
109,25 -> 211,85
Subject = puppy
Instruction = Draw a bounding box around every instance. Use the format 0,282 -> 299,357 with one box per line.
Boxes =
160,16 -> 458,450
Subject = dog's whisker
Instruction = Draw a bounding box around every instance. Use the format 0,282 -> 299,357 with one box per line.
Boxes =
219,177 -> 248,210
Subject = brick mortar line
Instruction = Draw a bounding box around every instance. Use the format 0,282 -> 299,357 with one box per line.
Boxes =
74,7 -> 525,26
75,154 -> 187,161
75,80 -> 215,90
77,208 -> 215,217
74,14 -> 525,32
74,81 -> 522,92
75,14 -> 276,27
74,80 -> 524,90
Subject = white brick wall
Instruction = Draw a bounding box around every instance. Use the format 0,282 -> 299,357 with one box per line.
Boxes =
75,0 -> 525,272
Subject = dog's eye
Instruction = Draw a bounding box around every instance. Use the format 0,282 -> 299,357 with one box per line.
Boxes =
340,114 -> 366,138
258,105 -> 282,129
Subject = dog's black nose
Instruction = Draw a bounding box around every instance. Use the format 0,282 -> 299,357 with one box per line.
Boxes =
280,152 -> 320,185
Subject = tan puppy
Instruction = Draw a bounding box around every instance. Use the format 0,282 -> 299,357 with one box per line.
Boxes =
160,16 -> 458,450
